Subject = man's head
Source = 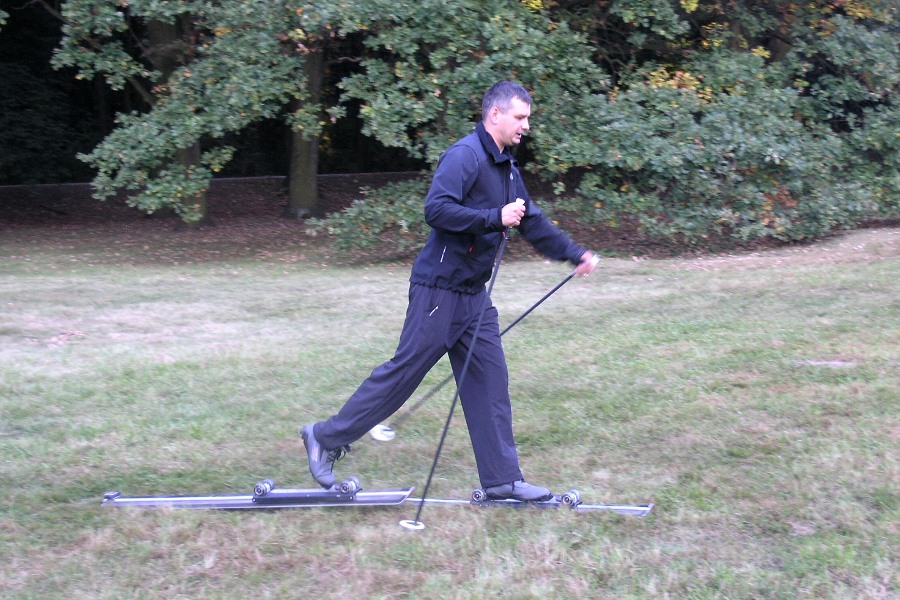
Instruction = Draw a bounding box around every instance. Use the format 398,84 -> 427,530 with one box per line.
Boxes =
482,81 -> 532,151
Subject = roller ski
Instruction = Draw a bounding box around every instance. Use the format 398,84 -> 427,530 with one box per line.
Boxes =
102,477 -> 415,510
248,477 -> 414,507
251,476 -> 359,505
411,486 -> 654,518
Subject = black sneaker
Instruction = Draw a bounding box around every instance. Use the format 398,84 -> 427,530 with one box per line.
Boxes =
300,424 -> 349,489
484,480 -> 553,502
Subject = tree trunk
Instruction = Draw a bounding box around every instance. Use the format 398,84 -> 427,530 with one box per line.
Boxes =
767,7 -> 797,62
176,142 -> 210,226
284,50 -> 325,219
147,17 -> 209,225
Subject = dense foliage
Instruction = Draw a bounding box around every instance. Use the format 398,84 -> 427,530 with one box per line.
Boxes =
547,0 -> 900,243
36,0 -> 900,243
317,0 -> 898,247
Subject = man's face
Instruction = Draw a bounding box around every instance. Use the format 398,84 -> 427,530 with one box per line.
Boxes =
489,97 -> 531,150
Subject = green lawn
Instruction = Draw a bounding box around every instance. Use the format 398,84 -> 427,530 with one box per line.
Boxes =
1,226 -> 897,598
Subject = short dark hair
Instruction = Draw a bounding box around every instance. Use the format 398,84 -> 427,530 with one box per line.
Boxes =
482,81 -> 532,120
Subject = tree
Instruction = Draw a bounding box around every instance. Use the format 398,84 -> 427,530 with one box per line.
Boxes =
334,0 -> 607,168
52,0 -> 331,223
49,0 -> 604,224
281,4 -> 346,219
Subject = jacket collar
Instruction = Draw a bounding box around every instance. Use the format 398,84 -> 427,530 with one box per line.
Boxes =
475,122 -> 513,165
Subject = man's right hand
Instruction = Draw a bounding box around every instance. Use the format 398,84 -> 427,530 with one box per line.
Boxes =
501,199 -> 526,227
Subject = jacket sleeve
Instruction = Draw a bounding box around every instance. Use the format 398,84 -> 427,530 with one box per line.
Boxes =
517,191 -> 587,265
423,145 -> 504,234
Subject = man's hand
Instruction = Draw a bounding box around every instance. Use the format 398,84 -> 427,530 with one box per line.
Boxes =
575,251 -> 599,277
501,198 -> 526,227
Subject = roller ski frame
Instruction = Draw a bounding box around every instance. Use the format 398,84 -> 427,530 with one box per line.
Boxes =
413,488 -> 654,518
102,477 -> 414,510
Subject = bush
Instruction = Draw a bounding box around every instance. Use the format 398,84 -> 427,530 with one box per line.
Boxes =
548,51 -> 881,244
306,177 -> 431,250
845,105 -> 900,218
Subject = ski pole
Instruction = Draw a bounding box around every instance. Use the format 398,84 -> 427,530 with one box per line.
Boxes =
370,266 -> 581,442
400,228 -> 511,530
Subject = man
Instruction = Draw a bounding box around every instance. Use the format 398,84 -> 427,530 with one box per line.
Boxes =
302,81 -> 597,501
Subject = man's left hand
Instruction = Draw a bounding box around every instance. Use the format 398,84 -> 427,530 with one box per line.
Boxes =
575,251 -> 599,277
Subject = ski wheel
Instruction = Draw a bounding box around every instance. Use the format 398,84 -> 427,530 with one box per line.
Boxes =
339,476 -> 360,495
471,488 -> 487,502
254,479 -> 275,497
561,490 -> 581,506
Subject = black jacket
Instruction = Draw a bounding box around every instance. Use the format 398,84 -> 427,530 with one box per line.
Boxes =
410,122 -> 587,294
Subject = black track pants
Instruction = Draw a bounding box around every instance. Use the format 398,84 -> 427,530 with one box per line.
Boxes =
314,283 -> 524,488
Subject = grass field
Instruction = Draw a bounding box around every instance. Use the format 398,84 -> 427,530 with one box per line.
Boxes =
1,225 -> 897,598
